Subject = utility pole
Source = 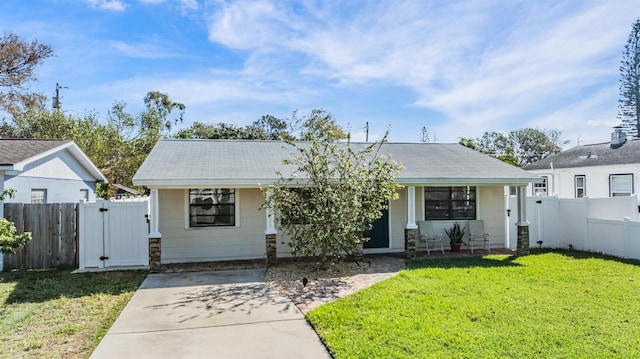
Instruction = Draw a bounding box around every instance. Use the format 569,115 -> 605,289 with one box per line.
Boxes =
52,83 -> 68,111
365,122 -> 369,142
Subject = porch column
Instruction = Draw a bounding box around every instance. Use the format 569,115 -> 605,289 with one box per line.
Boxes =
265,189 -> 277,265
0,171 -> 4,218
404,186 -> 418,259
516,186 -> 530,255
149,188 -> 160,235
149,188 -> 162,273
0,172 -> 4,272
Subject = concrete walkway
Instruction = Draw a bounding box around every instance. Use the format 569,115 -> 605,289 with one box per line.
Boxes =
90,269 -> 331,359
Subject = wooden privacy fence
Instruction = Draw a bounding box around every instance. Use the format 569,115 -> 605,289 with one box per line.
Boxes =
3,203 -> 77,270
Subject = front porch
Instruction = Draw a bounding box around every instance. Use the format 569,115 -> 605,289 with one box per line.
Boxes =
413,247 -> 516,260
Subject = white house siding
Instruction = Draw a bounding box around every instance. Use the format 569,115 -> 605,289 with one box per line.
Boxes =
159,185 -> 509,262
4,150 -> 98,203
158,188 -> 266,263
527,164 -> 640,199
389,187 -> 407,251
477,186 -> 507,247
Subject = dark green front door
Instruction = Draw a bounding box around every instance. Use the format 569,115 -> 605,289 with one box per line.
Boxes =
364,208 -> 389,249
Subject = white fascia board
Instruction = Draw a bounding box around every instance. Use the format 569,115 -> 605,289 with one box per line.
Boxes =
9,141 -> 107,182
135,176 -> 540,188
132,178 -> 294,188
65,142 -> 108,182
395,178 -> 541,185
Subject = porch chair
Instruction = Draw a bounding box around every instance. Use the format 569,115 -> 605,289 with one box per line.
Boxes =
467,220 -> 491,253
418,221 -> 444,255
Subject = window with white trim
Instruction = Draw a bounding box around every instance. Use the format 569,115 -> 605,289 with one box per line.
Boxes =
425,186 -> 476,220
610,174 -> 633,197
80,189 -> 89,202
574,175 -> 586,198
31,189 -> 47,204
188,188 -> 236,227
533,176 -> 548,196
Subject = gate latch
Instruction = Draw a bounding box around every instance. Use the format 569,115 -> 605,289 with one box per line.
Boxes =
100,256 -> 109,260
99,208 -> 108,212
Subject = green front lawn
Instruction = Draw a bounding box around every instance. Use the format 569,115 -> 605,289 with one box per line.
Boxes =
0,269 -> 147,358
307,250 -> 640,358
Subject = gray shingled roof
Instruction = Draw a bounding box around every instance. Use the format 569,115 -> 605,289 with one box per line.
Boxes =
523,139 -> 640,170
0,139 -> 71,166
133,139 -> 539,187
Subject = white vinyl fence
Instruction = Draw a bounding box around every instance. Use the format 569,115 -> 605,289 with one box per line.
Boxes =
78,199 -> 149,271
508,194 -> 640,260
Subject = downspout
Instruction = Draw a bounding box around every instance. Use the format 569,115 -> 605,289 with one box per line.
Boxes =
550,162 -> 555,196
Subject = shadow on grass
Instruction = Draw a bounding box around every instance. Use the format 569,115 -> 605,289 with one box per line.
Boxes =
406,253 -> 523,270
530,248 -> 640,266
1,268 -> 147,305
406,249 -> 640,271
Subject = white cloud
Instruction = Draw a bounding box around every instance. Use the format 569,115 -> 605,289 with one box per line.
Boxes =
207,0 -> 293,50
199,0 -> 637,146
180,0 -> 198,11
109,40 -> 185,58
86,0 -> 127,11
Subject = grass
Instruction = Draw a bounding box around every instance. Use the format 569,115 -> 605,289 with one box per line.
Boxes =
0,268 -> 147,358
307,250 -> 640,358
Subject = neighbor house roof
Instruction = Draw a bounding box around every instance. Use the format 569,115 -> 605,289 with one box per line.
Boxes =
0,139 -> 107,182
523,139 -> 640,171
133,140 -> 539,187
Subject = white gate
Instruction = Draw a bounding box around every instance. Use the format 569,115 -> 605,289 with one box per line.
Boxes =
79,200 -> 149,270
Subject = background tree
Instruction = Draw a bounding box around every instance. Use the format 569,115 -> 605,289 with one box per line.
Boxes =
420,126 -> 437,143
0,32 -> 53,117
458,137 -> 481,152
3,91 -> 183,194
291,109 -> 349,140
247,115 -> 293,140
175,110 -> 343,141
265,118 -> 402,268
618,18 -> 640,138
460,128 -> 567,167
175,122 -> 267,139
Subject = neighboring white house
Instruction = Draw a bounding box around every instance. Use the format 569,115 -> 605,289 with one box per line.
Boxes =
133,140 -> 539,265
0,139 -> 107,217
523,128 -> 640,199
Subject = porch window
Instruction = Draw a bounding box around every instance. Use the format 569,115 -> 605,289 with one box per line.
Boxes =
533,176 -> 548,196
31,189 -> 47,204
610,174 -> 633,197
424,186 -> 476,220
188,188 -> 236,227
574,175 -> 586,198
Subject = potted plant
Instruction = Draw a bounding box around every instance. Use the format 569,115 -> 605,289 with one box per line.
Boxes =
444,222 -> 465,252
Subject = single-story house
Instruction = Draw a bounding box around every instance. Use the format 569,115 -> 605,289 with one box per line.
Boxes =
524,128 -> 640,199
133,140 -> 540,266
0,139 -> 107,217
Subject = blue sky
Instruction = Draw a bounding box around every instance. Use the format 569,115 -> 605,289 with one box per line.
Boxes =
1,1 -> 638,146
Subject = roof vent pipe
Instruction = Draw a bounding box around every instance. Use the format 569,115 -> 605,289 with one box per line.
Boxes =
611,126 -> 627,149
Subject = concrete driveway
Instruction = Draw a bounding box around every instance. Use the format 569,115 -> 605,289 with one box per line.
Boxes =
90,269 -> 331,359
